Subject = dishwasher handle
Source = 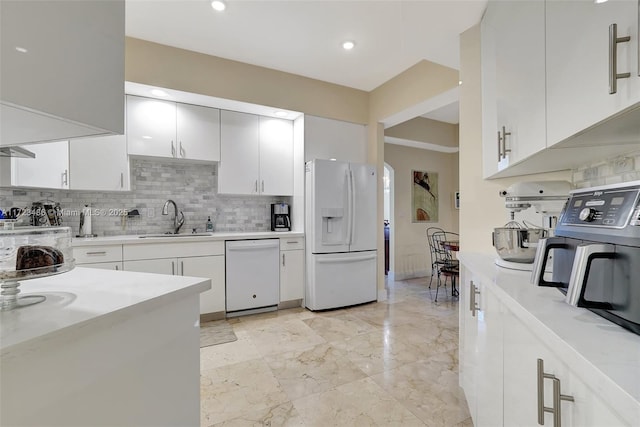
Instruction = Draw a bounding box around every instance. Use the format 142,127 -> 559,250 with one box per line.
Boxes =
226,240 -> 280,251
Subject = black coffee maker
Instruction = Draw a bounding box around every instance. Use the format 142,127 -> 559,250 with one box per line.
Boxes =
271,202 -> 291,232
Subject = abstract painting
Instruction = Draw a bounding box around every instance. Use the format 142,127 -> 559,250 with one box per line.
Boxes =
412,170 -> 438,222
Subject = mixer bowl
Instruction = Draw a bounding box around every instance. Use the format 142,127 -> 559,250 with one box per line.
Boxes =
493,227 -> 548,263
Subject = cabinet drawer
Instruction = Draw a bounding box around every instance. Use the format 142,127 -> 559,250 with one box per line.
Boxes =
123,240 -> 224,260
280,237 -> 304,251
73,245 -> 122,264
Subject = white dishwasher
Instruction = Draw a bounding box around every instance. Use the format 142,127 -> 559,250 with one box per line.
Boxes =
225,239 -> 280,315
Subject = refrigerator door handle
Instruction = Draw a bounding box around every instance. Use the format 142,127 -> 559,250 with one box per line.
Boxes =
346,168 -> 355,245
317,253 -> 377,263
345,169 -> 354,246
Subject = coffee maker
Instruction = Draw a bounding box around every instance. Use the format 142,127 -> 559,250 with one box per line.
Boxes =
271,203 -> 291,232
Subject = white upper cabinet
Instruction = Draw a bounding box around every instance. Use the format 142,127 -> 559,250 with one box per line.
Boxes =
69,135 -> 130,191
546,0 -> 640,147
218,110 -> 260,195
126,95 -> 220,162
176,103 -> 221,162
0,0 -> 124,146
481,0 -> 546,178
218,110 -> 293,196
4,141 -> 70,189
259,117 -> 294,196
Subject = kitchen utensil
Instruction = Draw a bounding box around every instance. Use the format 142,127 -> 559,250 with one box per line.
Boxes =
493,221 -> 548,263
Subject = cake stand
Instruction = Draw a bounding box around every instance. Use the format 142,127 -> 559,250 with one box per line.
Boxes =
0,225 -> 75,311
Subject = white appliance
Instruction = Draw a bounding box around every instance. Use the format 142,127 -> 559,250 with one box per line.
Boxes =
225,239 -> 280,316
305,159 -> 377,310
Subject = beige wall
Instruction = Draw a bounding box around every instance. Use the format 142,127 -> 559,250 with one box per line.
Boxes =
386,117 -> 459,148
385,144 -> 459,279
458,25 -> 571,255
125,37 -> 369,125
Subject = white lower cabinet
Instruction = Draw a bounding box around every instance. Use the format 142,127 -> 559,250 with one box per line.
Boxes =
503,309 -> 627,427
459,267 -> 503,426
461,264 -> 629,427
279,243 -> 304,303
77,261 -> 123,271
122,241 -> 225,316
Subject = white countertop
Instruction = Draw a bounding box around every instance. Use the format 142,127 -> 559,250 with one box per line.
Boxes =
459,252 -> 640,415
72,231 -> 304,247
0,267 -> 210,353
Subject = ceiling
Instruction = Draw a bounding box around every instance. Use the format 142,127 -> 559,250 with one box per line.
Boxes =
125,0 -> 487,94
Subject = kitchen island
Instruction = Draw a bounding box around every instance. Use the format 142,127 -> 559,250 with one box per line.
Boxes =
0,267 -> 210,427
459,252 -> 640,426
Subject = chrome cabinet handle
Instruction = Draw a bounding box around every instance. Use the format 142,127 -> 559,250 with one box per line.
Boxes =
537,358 -> 574,427
115,264 -> 119,271
62,169 -> 68,187
171,140 -> 176,157
179,141 -> 186,158
171,261 -> 175,276
255,180 -> 258,193
497,131 -> 502,161
180,260 -> 184,276
469,281 -> 480,316
282,253 -> 286,267
609,23 -> 631,94
120,172 -> 124,188
86,251 -> 107,256
501,126 -> 511,159
262,180 -> 265,193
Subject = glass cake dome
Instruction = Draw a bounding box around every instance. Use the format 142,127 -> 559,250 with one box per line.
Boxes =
0,225 -> 75,310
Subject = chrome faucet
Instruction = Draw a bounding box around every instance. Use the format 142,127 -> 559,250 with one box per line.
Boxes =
162,199 -> 185,234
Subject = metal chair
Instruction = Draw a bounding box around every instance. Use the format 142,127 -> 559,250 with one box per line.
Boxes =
426,227 -> 445,289
430,230 -> 460,301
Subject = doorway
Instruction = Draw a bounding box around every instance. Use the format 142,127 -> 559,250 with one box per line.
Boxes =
384,163 -> 394,278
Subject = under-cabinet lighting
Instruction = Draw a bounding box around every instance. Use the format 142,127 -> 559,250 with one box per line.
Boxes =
151,89 -> 169,97
274,111 -> 288,117
594,0 -> 608,3
211,0 -> 226,11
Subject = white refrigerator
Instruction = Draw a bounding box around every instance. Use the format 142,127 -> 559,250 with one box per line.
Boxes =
305,159 -> 378,310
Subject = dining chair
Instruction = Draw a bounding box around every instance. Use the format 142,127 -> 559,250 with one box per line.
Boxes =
430,230 -> 460,301
426,227 -> 445,288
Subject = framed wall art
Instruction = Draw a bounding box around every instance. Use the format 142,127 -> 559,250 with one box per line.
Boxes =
412,170 -> 438,222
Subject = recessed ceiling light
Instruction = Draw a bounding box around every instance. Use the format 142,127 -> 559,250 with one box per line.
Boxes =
594,0 -> 608,3
211,0 -> 226,11
342,41 -> 355,51
150,89 -> 169,97
15,46 -> 28,53
329,158 -> 337,161
458,80 -> 463,86
274,111 -> 288,117
142,135 -> 153,139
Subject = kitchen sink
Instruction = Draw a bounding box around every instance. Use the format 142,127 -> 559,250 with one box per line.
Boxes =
138,233 -> 214,238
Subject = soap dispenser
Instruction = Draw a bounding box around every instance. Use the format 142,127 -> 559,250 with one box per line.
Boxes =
206,216 -> 214,232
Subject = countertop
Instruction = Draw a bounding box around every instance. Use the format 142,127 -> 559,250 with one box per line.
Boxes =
0,267 -> 210,353
459,252 -> 640,418
72,231 -> 304,247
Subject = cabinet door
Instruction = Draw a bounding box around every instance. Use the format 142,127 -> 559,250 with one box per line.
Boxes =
280,249 -> 303,302
180,255 -> 225,315
77,262 -> 123,271
503,308 -> 627,427
11,141 -> 69,189
126,95 -> 177,158
546,0 -> 639,146
176,103 -> 220,162
69,134 -> 129,191
459,268 -> 504,426
259,117 -> 293,196
481,0 -> 546,178
124,258 -> 176,275
218,110 -> 260,195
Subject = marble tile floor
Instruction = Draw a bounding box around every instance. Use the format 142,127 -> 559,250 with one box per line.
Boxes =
200,277 -> 472,427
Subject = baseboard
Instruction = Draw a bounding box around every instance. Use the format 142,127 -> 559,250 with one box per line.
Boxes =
200,311 -> 225,323
392,269 -> 429,281
278,299 -> 303,309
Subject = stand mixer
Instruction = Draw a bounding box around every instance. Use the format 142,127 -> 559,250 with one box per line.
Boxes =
494,180 -> 572,271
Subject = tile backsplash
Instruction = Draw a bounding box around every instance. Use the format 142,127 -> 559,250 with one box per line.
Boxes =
572,150 -> 640,188
0,159 -> 290,236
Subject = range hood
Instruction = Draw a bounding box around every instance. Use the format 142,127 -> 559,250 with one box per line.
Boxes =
0,145 -> 36,158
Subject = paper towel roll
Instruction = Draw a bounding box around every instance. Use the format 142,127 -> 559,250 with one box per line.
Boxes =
79,205 -> 92,236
